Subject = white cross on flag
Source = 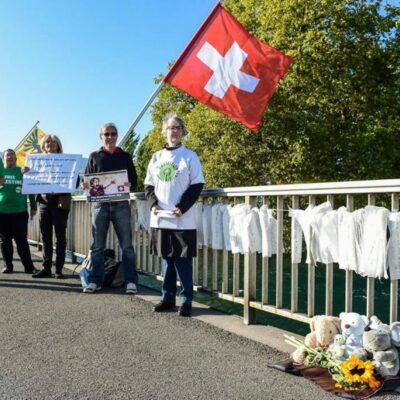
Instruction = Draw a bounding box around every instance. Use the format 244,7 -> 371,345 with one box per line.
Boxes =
163,3 -> 292,132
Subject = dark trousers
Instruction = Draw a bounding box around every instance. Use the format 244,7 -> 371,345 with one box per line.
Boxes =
0,211 -> 35,271
39,202 -> 69,272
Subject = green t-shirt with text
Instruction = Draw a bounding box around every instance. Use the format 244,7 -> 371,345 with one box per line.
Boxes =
0,167 -> 37,213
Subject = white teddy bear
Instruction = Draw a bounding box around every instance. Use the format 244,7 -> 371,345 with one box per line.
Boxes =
339,312 -> 369,359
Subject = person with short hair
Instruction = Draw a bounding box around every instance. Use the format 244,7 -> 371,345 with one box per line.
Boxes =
144,113 -> 204,317
32,134 -> 72,279
0,149 -> 38,274
83,122 -> 138,294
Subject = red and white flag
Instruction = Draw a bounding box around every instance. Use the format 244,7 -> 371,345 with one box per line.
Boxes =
163,3 -> 293,132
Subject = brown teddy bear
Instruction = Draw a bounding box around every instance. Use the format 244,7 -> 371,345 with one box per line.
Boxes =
292,315 -> 341,364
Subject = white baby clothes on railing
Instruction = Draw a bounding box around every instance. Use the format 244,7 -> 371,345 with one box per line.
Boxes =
359,206 -> 389,279
244,208 -> 262,254
194,203 -> 204,246
312,207 -> 339,264
337,207 -> 363,273
258,205 -> 278,258
202,204 -> 213,247
388,212 -> 400,280
229,204 -> 250,254
135,200 -> 151,232
211,204 -> 225,250
222,205 -> 231,251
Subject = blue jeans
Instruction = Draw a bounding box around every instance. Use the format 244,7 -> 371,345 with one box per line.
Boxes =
162,257 -> 193,304
90,201 -> 138,286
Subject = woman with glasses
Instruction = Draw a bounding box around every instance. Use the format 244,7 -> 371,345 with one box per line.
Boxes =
0,149 -> 38,274
32,134 -> 72,279
144,113 -> 204,317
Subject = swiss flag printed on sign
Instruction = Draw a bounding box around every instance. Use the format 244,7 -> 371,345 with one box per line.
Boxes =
164,4 -> 292,131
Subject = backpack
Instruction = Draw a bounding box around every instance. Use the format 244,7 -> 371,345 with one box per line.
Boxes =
79,249 -> 124,288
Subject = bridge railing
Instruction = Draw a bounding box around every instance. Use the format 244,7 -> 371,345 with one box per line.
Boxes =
28,179 -> 400,326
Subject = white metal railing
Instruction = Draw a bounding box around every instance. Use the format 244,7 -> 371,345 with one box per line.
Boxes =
27,179 -> 400,326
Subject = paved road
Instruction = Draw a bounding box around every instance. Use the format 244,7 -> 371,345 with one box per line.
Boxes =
0,256 -> 397,400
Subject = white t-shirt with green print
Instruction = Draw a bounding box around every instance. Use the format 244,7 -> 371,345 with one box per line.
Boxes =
144,145 -> 204,230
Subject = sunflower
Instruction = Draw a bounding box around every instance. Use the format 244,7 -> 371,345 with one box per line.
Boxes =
341,355 -> 375,384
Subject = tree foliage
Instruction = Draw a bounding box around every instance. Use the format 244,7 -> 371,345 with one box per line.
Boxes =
136,0 -> 400,189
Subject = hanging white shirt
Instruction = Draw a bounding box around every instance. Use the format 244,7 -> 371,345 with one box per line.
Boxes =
211,204 -> 225,250
135,199 -> 151,232
388,212 -> 400,280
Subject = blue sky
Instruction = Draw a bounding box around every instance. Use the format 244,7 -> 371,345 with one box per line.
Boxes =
0,0 -> 216,157
1,0 -> 398,158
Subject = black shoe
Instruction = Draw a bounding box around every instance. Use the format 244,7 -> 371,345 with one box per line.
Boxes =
25,267 -> 38,274
32,269 -> 52,278
153,301 -> 176,313
54,272 -> 64,279
178,303 -> 192,317
1,266 -> 13,274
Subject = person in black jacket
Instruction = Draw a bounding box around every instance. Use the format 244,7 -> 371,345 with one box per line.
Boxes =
83,122 -> 138,294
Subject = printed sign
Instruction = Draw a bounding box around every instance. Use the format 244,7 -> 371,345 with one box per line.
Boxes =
22,153 -> 82,194
83,170 -> 130,203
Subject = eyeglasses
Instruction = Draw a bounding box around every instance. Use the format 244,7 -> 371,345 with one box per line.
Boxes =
166,126 -> 182,131
103,132 -> 117,137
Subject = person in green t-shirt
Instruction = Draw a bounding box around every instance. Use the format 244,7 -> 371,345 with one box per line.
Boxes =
0,157 -> 4,186
0,149 -> 38,274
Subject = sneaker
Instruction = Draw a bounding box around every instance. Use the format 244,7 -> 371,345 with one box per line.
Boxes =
83,283 -> 102,293
178,303 -> 192,317
54,272 -> 64,279
126,283 -> 137,294
32,269 -> 52,278
1,266 -> 13,274
153,301 -> 176,312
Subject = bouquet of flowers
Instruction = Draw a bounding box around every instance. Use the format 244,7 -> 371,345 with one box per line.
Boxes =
284,335 -> 382,393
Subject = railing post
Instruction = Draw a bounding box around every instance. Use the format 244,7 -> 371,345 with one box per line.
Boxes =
345,195 -> 354,312
291,195 -> 299,313
262,196 -> 269,305
276,195 -> 284,309
232,197 -> 240,297
366,194 -> 375,317
391,193 -> 399,323
307,195 -> 316,317
325,194 -> 334,315
244,195 -> 256,325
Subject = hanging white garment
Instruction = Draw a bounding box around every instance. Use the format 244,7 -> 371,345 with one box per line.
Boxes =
211,204 -> 225,250
135,200 -> 151,232
289,207 -> 303,263
194,203 -> 204,246
387,212 -> 400,280
202,204 -> 213,247
222,205 -> 231,251
337,207 -> 364,273
290,202 -> 335,265
244,208 -> 262,254
312,208 -> 339,264
358,206 -> 389,279
229,204 -> 251,254
259,205 -> 278,258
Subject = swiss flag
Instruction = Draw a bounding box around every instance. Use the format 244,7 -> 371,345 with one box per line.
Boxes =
163,4 -> 292,132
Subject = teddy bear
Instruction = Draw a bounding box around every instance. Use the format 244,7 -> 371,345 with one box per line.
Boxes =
328,334 -> 346,360
339,312 -> 369,359
292,315 -> 341,364
362,316 -> 399,376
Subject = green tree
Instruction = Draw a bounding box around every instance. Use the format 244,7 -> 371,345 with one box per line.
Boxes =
138,0 -> 400,188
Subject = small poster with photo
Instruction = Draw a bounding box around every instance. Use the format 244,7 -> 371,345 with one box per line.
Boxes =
83,170 -> 130,203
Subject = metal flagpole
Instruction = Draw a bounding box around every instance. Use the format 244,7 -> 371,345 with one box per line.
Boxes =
118,81 -> 165,149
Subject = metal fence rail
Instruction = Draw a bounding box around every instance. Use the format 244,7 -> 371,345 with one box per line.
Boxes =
28,179 -> 400,326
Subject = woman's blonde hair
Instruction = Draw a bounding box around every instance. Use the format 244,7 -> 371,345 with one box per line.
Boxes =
40,134 -> 63,154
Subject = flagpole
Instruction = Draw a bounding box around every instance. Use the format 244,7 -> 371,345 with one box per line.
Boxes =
118,82 -> 165,149
14,120 -> 40,150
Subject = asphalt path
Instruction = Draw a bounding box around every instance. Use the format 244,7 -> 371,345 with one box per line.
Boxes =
0,256 -> 398,400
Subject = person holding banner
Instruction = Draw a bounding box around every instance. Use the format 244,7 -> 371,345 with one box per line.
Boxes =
32,135 -> 72,279
144,114 -> 204,317
0,149 -> 38,274
82,122 -> 138,294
